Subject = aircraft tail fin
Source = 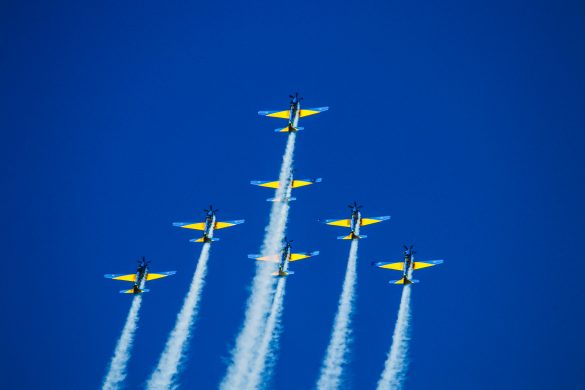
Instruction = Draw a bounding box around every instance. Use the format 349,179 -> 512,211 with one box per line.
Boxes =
266,197 -> 297,202
337,233 -> 367,240
389,276 -> 419,285
190,237 -> 220,243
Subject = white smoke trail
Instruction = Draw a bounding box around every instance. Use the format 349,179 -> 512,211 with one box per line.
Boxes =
221,133 -> 296,389
102,295 -> 143,390
246,277 -> 287,390
146,222 -> 215,390
376,282 -> 412,390
316,239 -> 359,390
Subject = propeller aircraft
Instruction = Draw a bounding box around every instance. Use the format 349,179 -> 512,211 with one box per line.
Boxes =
323,201 -> 390,240
173,205 -> 244,243
251,169 -> 321,202
104,257 -> 176,294
248,238 -> 319,277
373,245 -> 444,285
258,92 -> 329,133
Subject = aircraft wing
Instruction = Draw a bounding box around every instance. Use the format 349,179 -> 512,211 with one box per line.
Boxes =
146,271 -> 177,281
289,251 -> 320,262
214,220 -> 245,230
360,216 -> 391,226
373,261 -> 404,271
173,222 -> 206,230
248,254 -> 279,263
251,180 -> 280,188
104,273 -> 137,282
299,107 -> 329,117
324,218 -> 352,227
258,109 -> 290,119
413,260 -> 444,270
292,178 -> 322,188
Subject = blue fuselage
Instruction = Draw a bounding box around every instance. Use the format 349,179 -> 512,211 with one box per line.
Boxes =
350,210 -> 361,233
135,266 -> 147,291
289,101 -> 300,128
402,253 -> 413,277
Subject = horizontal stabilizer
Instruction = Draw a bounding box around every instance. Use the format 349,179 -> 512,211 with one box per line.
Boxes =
275,126 -> 304,133
266,197 -> 297,202
119,288 -> 150,294
190,237 -> 219,243
272,270 -> 295,277
337,233 -> 367,240
252,178 -> 321,189
389,277 -> 419,285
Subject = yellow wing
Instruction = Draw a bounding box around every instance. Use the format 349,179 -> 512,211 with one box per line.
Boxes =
289,251 -> 319,261
377,262 -> 404,271
413,260 -> 443,270
299,107 -> 328,117
146,272 -> 175,281
254,181 -> 280,188
214,220 -> 245,230
265,110 -> 290,119
325,219 -> 351,227
360,216 -> 391,226
107,274 -> 137,282
291,180 -> 314,188
249,254 -> 279,263
177,222 -> 206,230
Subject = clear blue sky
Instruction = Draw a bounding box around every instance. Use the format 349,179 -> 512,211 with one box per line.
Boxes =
1,0 -> 584,389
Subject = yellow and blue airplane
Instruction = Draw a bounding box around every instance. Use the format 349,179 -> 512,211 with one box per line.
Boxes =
251,170 -> 322,202
173,205 -> 244,243
373,245 -> 444,285
248,238 -> 319,277
258,92 -> 329,133
104,257 -> 176,294
323,201 -> 390,240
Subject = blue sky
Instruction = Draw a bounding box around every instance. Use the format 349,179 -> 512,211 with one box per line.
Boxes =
1,0 -> 584,388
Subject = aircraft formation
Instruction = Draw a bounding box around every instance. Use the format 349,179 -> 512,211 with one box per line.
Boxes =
103,93 -> 445,389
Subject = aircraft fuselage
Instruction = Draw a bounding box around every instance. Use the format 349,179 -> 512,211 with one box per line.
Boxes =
134,266 -> 147,291
289,101 -> 300,128
402,253 -> 414,278
350,210 -> 361,233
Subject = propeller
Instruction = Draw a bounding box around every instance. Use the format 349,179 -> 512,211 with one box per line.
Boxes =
403,245 -> 415,255
289,92 -> 303,102
204,205 -> 219,214
348,201 -> 362,210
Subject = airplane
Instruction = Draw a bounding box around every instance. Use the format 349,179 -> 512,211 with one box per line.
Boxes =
258,92 -> 329,133
104,257 -> 176,294
251,169 -> 322,202
322,201 -> 390,240
372,245 -> 444,285
173,205 -> 244,243
248,238 -> 319,277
